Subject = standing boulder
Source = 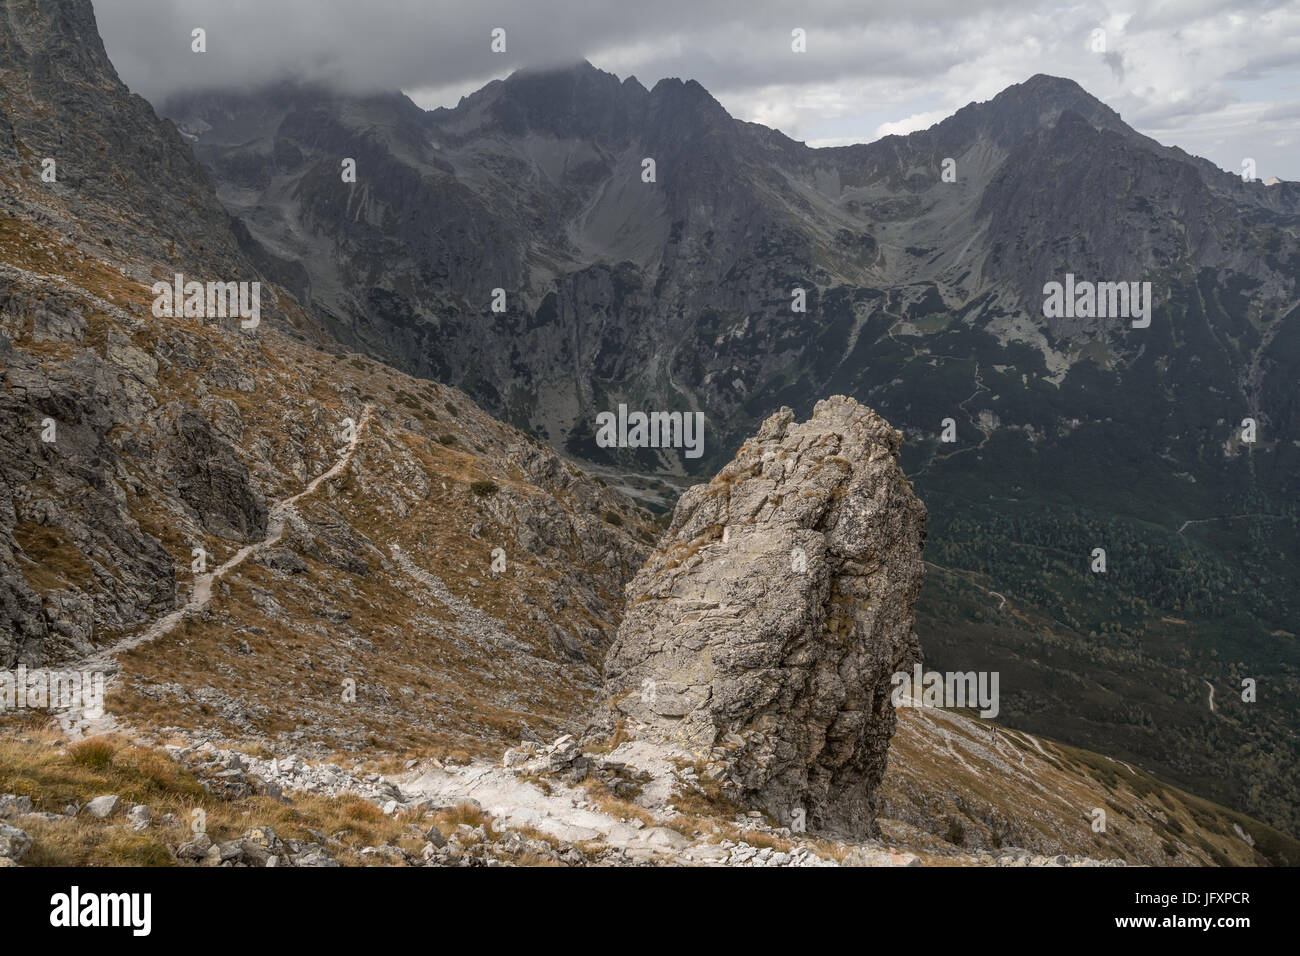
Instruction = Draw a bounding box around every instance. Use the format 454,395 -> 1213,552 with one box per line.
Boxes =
603,396 -> 926,837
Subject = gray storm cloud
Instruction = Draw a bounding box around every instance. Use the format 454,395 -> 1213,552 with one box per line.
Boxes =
93,0 -> 1300,180
92,0 -> 1042,99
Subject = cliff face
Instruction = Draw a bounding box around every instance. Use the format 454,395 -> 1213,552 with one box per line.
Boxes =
604,397 -> 926,836
0,0 -> 247,273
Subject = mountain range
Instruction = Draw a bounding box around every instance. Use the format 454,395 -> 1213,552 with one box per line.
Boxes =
0,0 -> 1296,859
161,61 -> 1300,832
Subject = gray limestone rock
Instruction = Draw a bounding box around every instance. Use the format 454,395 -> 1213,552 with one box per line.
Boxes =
84,794 -> 121,818
165,407 -> 268,542
0,823 -> 33,861
604,396 -> 926,837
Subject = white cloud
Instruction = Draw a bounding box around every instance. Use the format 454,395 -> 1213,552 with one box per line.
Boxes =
874,109 -> 957,139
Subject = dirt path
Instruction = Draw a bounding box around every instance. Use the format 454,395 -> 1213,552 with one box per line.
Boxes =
924,560 -> 1009,614
397,741 -> 716,861
1177,514 -> 1285,535
59,405 -> 372,734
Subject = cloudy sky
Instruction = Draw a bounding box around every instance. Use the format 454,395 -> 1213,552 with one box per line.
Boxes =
97,0 -> 1300,180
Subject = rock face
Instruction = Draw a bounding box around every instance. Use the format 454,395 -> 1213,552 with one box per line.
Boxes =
603,396 -> 926,836
165,407 -> 268,542
0,0 -> 249,274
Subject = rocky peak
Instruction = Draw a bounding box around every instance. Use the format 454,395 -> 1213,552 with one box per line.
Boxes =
901,72 -> 1133,161
980,73 -> 1129,139
460,62 -> 734,146
0,0 -> 247,273
0,0 -> 112,87
478,60 -> 648,141
602,396 -> 927,836
642,75 -> 736,142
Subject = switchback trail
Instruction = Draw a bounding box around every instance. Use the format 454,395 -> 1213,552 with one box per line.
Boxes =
59,405 -> 372,734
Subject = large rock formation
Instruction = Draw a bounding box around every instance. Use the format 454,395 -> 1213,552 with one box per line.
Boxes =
603,396 -> 926,836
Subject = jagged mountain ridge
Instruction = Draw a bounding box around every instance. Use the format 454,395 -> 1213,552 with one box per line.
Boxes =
163,63 -> 1300,467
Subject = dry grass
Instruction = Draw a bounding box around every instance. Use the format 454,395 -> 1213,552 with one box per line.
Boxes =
665,760 -> 738,820
877,706 -> 1290,866
0,724 -> 424,866
584,720 -> 631,755
12,521 -> 95,591
0,729 -> 206,813
577,777 -> 654,827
